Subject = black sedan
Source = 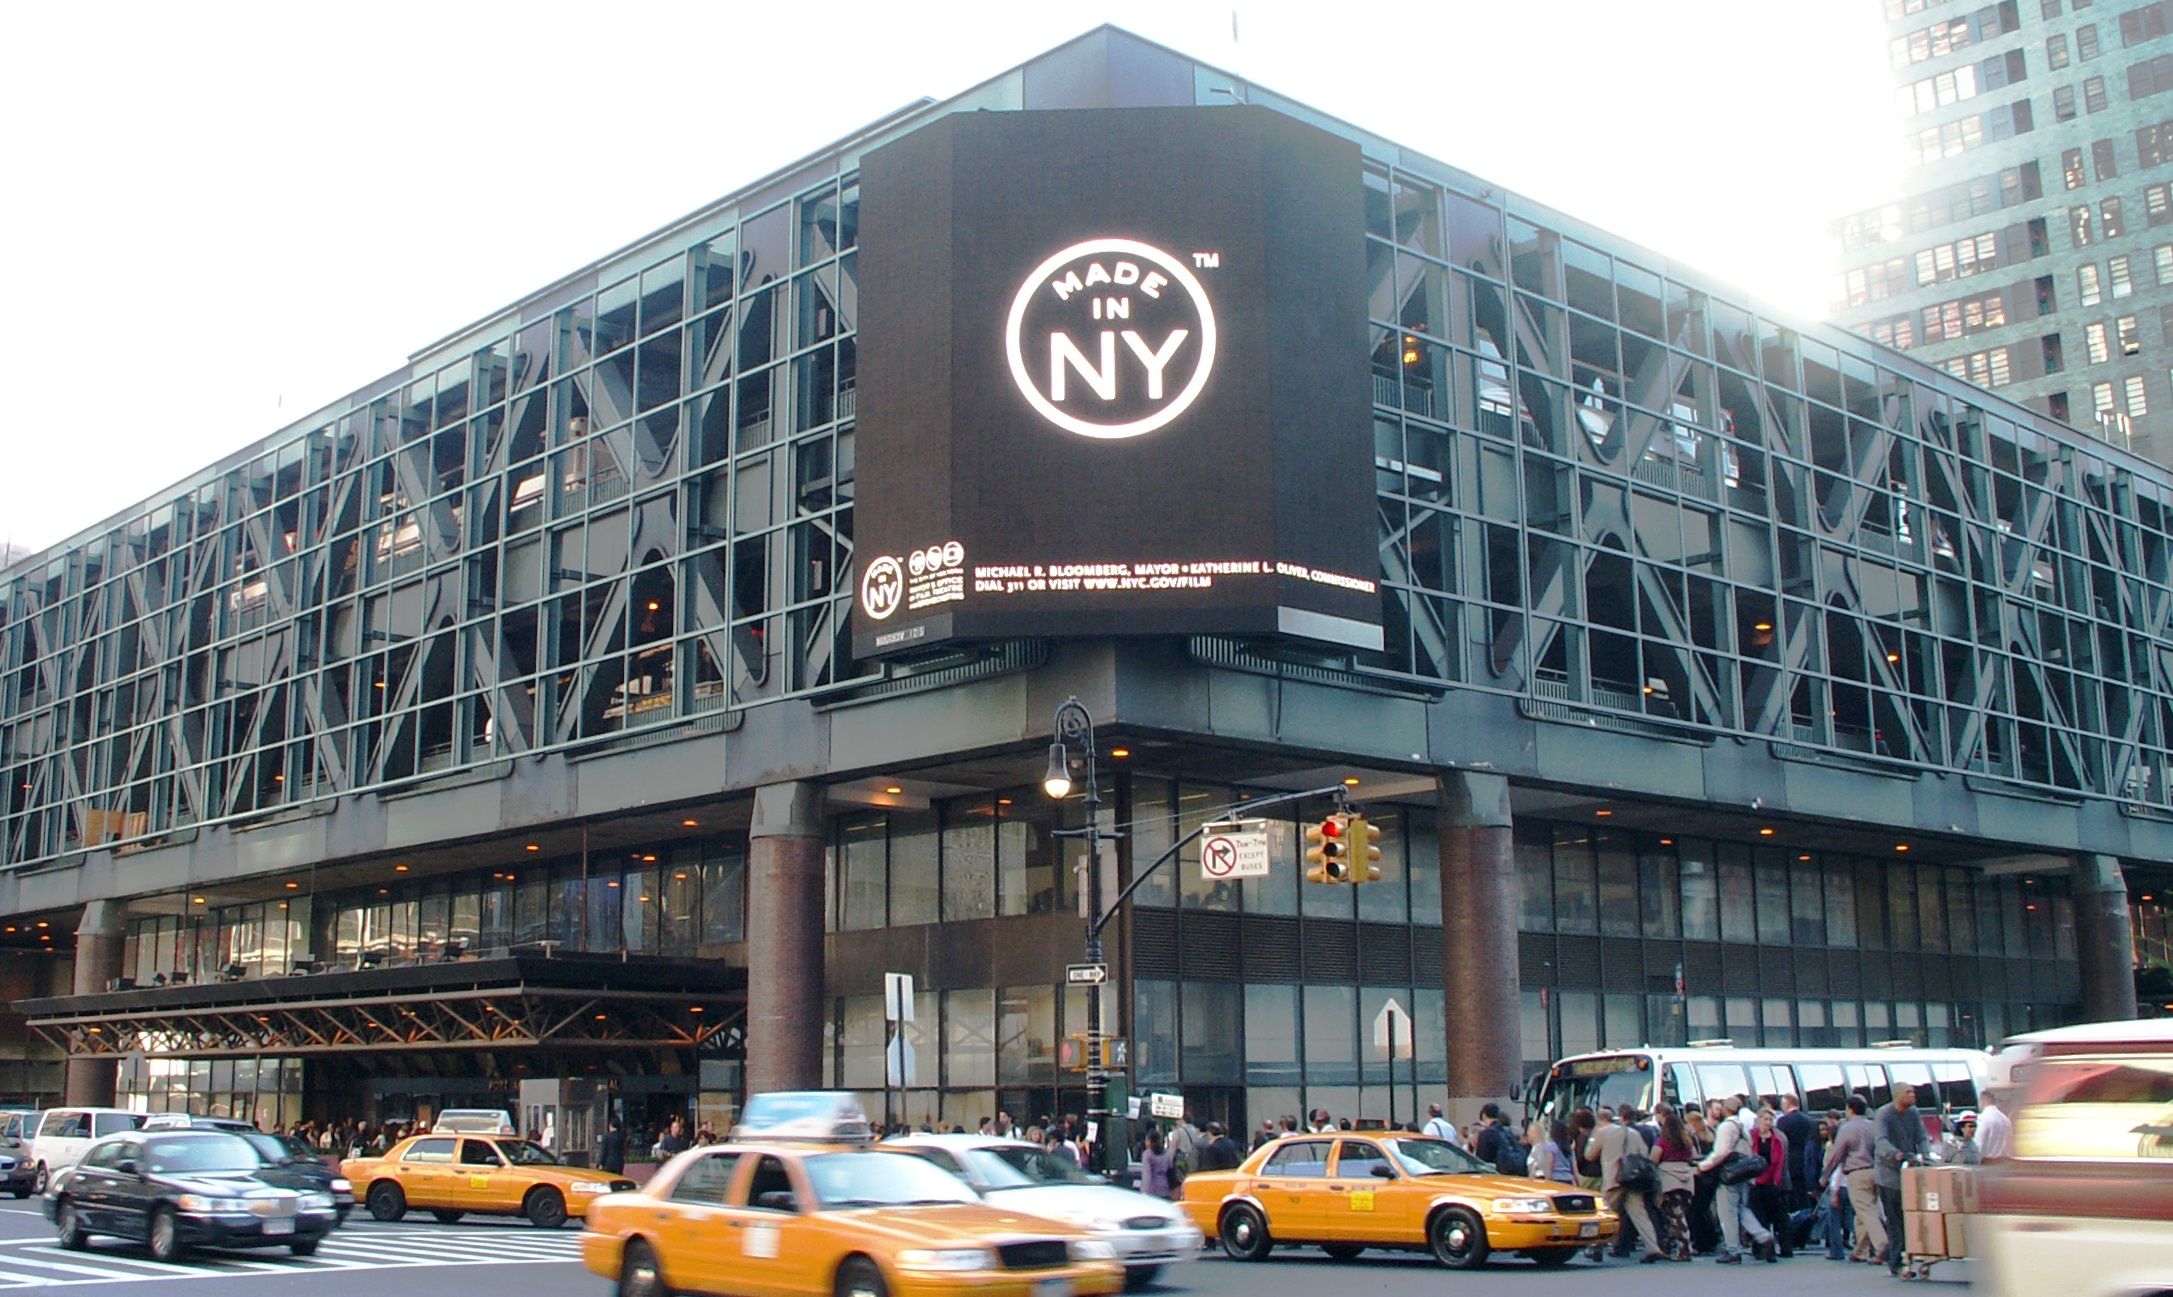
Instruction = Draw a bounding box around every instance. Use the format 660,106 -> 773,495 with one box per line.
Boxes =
173,1118 -> 354,1224
44,1129 -> 339,1261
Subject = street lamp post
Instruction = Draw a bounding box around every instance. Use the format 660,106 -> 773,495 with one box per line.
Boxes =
1043,697 -> 1110,1171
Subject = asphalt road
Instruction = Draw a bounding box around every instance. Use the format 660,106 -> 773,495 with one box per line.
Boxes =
0,1199 -> 1973,1295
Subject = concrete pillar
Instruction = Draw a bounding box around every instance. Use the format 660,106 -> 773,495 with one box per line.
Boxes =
64,899 -> 125,1107
2073,853 -> 2138,1023
745,781 -> 827,1096
1437,770 -> 1520,1125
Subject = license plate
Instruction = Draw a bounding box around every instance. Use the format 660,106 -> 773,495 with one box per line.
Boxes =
1578,1223 -> 1598,1238
1037,1280 -> 1074,1297
263,1218 -> 294,1236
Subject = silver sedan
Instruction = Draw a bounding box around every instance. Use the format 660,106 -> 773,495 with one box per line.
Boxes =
887,1134 -> 1202,1289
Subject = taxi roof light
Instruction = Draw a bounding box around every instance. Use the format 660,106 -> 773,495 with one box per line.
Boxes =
432,1108 -> 518,1135
731,1091 -> 875,1144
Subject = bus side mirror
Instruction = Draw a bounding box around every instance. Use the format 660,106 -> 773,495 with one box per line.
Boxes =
1507,1080 -> 1523,1102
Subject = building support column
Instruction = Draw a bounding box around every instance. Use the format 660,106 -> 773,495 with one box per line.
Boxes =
64,899 -> 125,1107
1437,770 -> 1519,1125
2073,853 -> 2138,1023
745,781 -> 827,1096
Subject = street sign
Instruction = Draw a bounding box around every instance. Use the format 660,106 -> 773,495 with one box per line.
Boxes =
1149,1092 -> 1185,1119
884,972 -> 915,1021
1199,819 -> 1271,880
1373,996 -> 1414,1060
885,1033 -> 917,1086
1066,963 -> 1109,985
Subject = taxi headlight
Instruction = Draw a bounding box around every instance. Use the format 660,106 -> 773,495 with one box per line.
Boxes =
1491,1197 -> 1554,1215
568,1181 -> 611,1193
897,1248 -> 995,1272
301,1192 -> 334,1210
330,1178 -> 352,1193
1055,1211 -> 1125,1234
1069,1239 -> 1120,1262
175,1194 -> 253,1213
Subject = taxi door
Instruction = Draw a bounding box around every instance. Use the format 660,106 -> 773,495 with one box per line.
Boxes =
1325,1140 -> 1414,1243
647,1151 -> 742,1295
1252,1139 -> 1336,1242
721,1153 -> 815,1297
455,1138 -> 510,1210
393,1137 -> 457,1209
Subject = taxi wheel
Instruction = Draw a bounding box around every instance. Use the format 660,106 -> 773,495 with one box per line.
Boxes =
432,1210 -> 464,1224
835,1255 -> 888,1297
525,1187 -> 568,1229
1218,1204 -> 1273,1262
54,1198 -> 88,1250
1527,1248 -> 1578,1268
1426,1207 -> 1489,1270
32,1164 -> 46,1196
620,1238 -> 671,1297
1321,1244 -> 1364,1261
147,1206 -> 185,1264
367,1181 -> 406,1222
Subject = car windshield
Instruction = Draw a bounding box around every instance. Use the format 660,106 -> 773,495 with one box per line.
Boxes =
497,1141 -> 560,1166
1383,1138 -> 1495,1176
143,1134 -> 261,1175
803,1151 -> 979,1207
963,1145 -> 1103,1188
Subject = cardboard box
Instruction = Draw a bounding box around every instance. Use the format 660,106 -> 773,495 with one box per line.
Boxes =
1941,1212 -> 1969,1258
1904,1165 -> 1935,1211
1904,1209 -> 1943,1257
1953,1167 -> 1981,1214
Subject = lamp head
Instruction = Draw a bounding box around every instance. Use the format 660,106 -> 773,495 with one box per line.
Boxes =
1042,742 -> 1073,799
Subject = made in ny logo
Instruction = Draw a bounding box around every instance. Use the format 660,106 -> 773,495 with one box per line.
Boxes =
1004,238 -> 1217,440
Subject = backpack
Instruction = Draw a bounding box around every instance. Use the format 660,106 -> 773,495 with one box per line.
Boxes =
1494,1125 -> 1531,1177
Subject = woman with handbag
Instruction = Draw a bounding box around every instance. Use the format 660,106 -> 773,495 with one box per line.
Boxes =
1696,1095 -> 1777,1263
1652,1104 -> 1698,1262
1745,1107 -> 1793,1260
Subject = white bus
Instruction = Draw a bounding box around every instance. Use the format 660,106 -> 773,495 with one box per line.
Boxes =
1529,1043 -> 1992,1125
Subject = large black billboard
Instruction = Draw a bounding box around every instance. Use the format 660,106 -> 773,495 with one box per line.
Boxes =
851,106 -> 1380,659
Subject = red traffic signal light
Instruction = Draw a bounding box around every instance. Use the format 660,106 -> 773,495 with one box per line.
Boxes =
1305,813 -> 1352,883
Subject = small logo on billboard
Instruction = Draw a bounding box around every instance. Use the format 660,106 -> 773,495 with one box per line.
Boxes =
1004,238 -> 1217,440
860,555 -> 905,621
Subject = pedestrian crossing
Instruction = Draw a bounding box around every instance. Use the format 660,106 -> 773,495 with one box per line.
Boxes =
0,1223 -> 585,1287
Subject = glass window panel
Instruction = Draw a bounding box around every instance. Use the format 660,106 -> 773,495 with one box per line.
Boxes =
1134,980 -> 1178,1085
1681,841 -> 1720,941
840,815 -> 886,931
1356,807 -> 1408,923
998,985 -> 1054,1085
1523,989 -> 1553,1073
1756,851 -> 1791,944
1242,814 -> 1300,916
1640,840 -> 1681,939
1559,990 -> 1600,1058
1825,861 -> 1858,945
1181,981 -> 1241,1083
1304,984 -> 1358,1085
1597,831 -> 1638,936
1406,808 -> 1441,926
944,988 -> 995,1088
840,994 -> 883,1089
1131,779 -> 1177,909
890,810 -> 939,927
1516,823 -> 1553,930
702,849 -> 745,945
1552,825 -> 1597,933
941,799 -> 997,922
998,799 -> 1063,917
1719,844 -> 1756,942
1604,992 -> 1643,1048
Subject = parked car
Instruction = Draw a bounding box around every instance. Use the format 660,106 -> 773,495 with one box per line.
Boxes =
887,1134 -> 1202,1289
44,1128 -> 338,1261
30,1108 -> 147,1193
0,1110 -> 41,1197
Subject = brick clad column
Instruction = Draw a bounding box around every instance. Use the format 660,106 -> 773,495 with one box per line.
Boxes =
2074,853 -> 2138,1023
64,899 -> 125,1106
1438,771 -> 1519,1125
745,782 -> 827,1095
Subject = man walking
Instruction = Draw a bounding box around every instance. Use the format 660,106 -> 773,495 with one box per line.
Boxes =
1776,1095 -> 1814,1213
1586,1107 -> 1664,1264
1422,1103 -> 1460,1146
1823,1096 -> 1881,1263
1473,1103 -> 1513,1168
597,1120 -> 627,1175
1874,1083 -> 1930,1276
1696,1095 -> 1775,1263
1976,1087 -> 2013,1162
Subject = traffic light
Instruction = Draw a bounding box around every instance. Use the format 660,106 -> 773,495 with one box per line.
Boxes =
1347,813 -> 1383,882
1305,813 -> 1351,883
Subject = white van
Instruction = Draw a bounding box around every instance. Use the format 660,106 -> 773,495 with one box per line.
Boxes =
29,1108 -> 146,1192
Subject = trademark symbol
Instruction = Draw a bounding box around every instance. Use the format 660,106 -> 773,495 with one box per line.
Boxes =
1192,252 -> 1220,268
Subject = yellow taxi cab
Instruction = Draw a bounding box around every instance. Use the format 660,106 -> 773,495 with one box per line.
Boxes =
1180,1131 -> 1616,1269
341,1116 -> 637,1229
581,1092 -> 1125,1297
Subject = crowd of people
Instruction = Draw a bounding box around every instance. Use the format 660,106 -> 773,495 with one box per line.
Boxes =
1459,1080 -> 2007,1273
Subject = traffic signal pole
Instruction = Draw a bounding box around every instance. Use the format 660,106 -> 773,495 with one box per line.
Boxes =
1045,695 -> 1348,1176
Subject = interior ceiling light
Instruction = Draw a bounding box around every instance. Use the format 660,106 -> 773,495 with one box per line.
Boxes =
1759,827 -> 1775,836
1753,621 -> 1774,632
884,786 -> 903,795
682,819 -> 698,827
1595,809 -> 1612,817
394,864 -> 409,872
1343,777 -> 1361,786
1109,748 -> 1130,759
525,844 -> 540,852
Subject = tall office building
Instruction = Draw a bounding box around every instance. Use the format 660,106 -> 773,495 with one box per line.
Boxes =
1833,0 -> 2173,464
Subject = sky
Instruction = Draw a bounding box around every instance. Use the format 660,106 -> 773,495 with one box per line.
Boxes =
0,1 -> 1901,558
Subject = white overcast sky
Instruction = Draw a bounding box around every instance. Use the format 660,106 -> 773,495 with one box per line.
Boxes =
0,0 -> 1899,557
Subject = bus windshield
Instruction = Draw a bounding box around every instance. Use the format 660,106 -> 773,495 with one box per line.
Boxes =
1539,1055 -> 1658,1122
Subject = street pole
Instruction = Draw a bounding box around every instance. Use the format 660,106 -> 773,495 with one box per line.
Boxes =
1045,698 -> 1106,1171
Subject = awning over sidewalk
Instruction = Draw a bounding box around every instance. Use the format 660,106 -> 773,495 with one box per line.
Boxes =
16,952 -> 742,1060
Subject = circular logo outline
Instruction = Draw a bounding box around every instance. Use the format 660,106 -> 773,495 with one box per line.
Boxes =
860,555 -> 905,621
1003,237 -> 1218,441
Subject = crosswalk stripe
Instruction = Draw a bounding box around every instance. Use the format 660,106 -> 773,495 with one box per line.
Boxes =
0,1224 -> 589,1287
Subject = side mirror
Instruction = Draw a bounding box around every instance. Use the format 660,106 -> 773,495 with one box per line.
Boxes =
116,1159 -> 138,1176
1370,1163 -> 1397,1179
1507,1080 -> 1525,1102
